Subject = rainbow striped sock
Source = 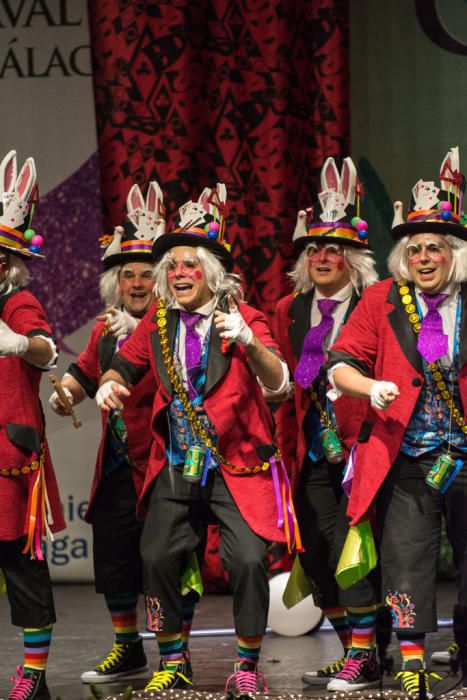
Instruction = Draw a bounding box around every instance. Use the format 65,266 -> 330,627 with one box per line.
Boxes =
348,605 -> 377,650
105,594 -> 139,644
397,632 -> 425,667
237,634 -> 263,666
23,625 -> 53,671
157,632 -> 184,670
181,597 -> 196,651
323,606 -> 352,653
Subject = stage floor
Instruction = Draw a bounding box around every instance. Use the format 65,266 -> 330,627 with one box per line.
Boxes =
0,582 -> 461,699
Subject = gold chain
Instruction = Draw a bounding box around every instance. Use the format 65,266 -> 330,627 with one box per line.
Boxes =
308,384 -> 334,430
397,279 -> 467,435
155,298 -> 277,474
0,452 -> 43,478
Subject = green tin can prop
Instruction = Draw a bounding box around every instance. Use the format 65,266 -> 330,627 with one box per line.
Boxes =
183,446 -> 205,482
426,453 -> 464,493
321,427 -> 345,464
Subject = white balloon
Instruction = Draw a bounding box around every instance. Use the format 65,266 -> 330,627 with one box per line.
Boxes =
267,572 -> 323,637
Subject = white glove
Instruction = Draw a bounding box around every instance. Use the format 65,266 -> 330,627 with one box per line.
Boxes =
0,319 -> 29,357
95,379 -> 129,410
370,381 -> 399,410
49,386 -> 74,415
214,295 -> 253,346
98,307 -> 138,336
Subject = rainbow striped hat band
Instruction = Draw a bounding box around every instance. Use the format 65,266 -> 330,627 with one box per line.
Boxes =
392,147 -> 467,241
292,156 -> 370,252
152,183 -> 234,271
101,181 -> 166,270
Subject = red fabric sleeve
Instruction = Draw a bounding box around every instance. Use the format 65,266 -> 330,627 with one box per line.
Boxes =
115,303 -> 154,374
4,291 -> 53,337
76,323 -> 103,384
239,302 -> 283,357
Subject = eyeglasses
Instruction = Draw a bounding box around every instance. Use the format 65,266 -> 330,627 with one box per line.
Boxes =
164,256 -> 200,273
120,269 -> 153,281
406,242 -> 447,261
307,243 -> 343,260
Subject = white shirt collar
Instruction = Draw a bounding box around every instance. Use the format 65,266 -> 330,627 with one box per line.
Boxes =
173,295 -> 218,316
314,281 -> 353,303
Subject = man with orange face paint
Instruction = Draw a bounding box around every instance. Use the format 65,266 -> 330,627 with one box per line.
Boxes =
95,184 -> 297,694
328,148 -> 467,696
273,157 -> 381,691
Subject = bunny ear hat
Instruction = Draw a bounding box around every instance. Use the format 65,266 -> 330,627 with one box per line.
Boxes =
151,183 -> 234,271
101,181 -> 166,270
292,156 -> 369,253
392,147 -> 467,241
0,150 -> 43,259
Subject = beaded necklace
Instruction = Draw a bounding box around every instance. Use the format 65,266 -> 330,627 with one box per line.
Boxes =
155,298 -> 279,474
396,279 -> 467,435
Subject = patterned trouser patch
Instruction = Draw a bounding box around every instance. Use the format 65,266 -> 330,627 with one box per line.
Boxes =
146,595 -> 165,632
385,590 -> 416,628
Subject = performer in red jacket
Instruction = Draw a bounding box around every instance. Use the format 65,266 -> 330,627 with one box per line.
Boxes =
96,184 -> 298,693
273,157 -> 381,691
328,148 -> 467,696
0,150 -> 65,700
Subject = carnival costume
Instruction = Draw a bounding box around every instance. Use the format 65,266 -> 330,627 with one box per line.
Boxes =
328,147 -> 467,697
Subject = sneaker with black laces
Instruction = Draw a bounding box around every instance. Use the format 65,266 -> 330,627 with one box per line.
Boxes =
225,661 -> 269,694
145,659 -> 193,691
302,655 -> 346,686
80,638 -> 148,684
395,659 -> 442,699
8,666 -> 50,700
327,648 -> 381,691
431,642 -> 458,664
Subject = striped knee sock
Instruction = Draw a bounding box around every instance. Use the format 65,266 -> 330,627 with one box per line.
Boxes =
105,594 -> 139,644
157,632 -> 184,670
237,634 -> 263,666
348,605 -> 377,650
397,632 -> 425,667
181,597 -> 196,652
23,625 -> 53,671
323,606 -> 352,654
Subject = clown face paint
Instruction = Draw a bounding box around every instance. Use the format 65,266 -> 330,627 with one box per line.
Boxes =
166,246 -> 214,310
406,233 -> 452,294
306,242 -> 351,296
119,262 -> 155,317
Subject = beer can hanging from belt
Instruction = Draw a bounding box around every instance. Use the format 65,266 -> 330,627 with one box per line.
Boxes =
183,446 -> 205,482
320,427 -> 345,464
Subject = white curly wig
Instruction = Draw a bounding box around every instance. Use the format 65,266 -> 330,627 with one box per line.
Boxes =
387,233 -> 467,284
0,252 -> 30,294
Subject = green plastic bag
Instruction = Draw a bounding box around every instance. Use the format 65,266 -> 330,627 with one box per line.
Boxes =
181,553 -> 203,598
282,555 -> 313,609
0,568 -> 6,596
335,520 -> 377,590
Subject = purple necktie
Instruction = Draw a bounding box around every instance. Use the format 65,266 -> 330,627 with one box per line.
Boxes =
180,311 -> 204,400
294,298 -> 341,388
417,292 -> 449,364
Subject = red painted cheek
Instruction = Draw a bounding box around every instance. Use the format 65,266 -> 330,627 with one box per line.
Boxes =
432,254 -> 447,264
193,270 -> 203,280
337,260 -> 345,270
168,270 -> 177,280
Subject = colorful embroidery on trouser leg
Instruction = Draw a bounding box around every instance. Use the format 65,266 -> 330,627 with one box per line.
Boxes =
323,606 -> 352,652
146,595 -> 165,632
23,625 -> 53,671
105,594 -> 139,643
385,590 -> 416,628
348,605 -> 377,650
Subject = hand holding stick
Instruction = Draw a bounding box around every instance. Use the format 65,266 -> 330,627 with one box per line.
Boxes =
48,374 -> 82,429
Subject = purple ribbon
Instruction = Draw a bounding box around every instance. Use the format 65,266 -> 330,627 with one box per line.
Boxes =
269,454 -> 297,549
342,442 -> 357,497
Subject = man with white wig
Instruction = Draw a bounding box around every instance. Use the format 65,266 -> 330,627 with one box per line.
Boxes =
0,150 -> 65,700
327,147 -> 467,697
273,157 -> 381,691
96,184 -> 299,693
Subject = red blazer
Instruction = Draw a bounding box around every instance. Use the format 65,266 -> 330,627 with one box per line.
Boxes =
68,320 -> 155,520
112,299 -> 288,544
274,290 -> 368,492
0,290 -> 65,540
329,278 -> 467,525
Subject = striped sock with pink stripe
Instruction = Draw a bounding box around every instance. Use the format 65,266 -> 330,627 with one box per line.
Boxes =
323,606 -> 352,653
23,625 -> 53,671
397,632 -> 425,667
105,594 -> 139,644
237,634 -> 263,666
182,597 -> 196,651
157,632 -> 184,670
348,605 -> 377,650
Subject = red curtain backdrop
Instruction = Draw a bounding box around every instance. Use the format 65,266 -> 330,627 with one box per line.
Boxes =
88,0 -> 349,590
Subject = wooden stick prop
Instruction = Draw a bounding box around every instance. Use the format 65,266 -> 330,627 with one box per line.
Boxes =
48,374 -> 82,429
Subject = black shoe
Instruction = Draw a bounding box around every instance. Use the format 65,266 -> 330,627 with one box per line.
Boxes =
8,666 -> 50,700
395,659 -> 442,699
302,655 -> 346,686
80,638 -> 148,684
145,659 -> 193,691
327,648 -> 381,691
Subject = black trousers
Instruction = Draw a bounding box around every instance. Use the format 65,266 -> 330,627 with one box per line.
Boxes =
140,464 -> 269,637
1,538 -> 56,627
377,448 -> 467,633
298,456 -> 379,609
91,464 -> 143,596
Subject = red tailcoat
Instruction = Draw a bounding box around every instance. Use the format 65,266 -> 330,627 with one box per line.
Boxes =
68,320 -> 155,520
329,278 -> 467,525
0,290 -> 65,540
274,290 -> 368,492
112,300 -> 287,544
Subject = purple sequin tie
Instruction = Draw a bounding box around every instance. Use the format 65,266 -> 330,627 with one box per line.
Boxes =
294,298 -> 341,388
417,292 -> 449,364
180,311 -> 204,400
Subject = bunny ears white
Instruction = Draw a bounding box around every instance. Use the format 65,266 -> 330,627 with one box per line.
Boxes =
0,150 -> 43,257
